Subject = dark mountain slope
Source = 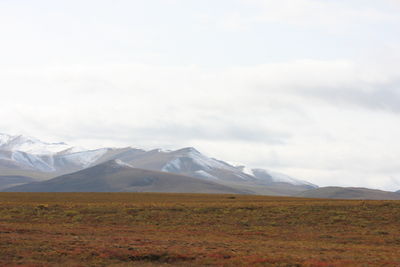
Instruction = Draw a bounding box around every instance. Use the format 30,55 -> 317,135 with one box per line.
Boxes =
4,160 -> 249,194
0,175 -> 37,190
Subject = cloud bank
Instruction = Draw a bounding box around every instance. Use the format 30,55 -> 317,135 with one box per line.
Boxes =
1,0 -> 400,190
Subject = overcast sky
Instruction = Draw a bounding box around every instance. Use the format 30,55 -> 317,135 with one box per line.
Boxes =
1,0 -> 400,190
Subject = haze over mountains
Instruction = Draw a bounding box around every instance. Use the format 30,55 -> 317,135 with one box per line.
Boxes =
1,133 -> 399,199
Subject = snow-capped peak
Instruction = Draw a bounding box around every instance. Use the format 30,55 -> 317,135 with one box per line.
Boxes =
235,165 -> 254,176
0,133 -> 77,155
153,148 -> 172,153
0,133 -> 13,146
176,147 -> 201,154
162,147 -> 236,173
159,147 -> 255,182
61,148 -> 109,167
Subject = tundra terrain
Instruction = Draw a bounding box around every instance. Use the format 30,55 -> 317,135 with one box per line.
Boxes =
0,193 -> 399,266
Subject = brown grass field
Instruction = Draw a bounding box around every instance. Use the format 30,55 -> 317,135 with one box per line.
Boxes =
0,193 -> 399,266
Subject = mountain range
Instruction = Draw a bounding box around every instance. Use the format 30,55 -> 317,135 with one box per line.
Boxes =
1,133 -> 399,199
4,160 -> 249,194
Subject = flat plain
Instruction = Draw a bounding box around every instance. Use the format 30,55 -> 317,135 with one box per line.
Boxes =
0,193 -> 399,266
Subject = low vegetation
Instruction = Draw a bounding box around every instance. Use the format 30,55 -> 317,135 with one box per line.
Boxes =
0,193 -> 399,266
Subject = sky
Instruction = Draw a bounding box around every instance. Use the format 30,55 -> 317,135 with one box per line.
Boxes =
1,0 -> 400,190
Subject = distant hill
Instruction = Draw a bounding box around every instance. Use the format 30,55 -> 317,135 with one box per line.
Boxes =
249,168 -> 317,189
4,160 -> 249,194
298,187 -> 400,200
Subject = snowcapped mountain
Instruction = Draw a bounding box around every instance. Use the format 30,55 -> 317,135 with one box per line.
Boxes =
104,147 -> 316,191
0,133 -> 121,174
0,133 -> 318,195
108,147 -> 256,183
161,147 -> 231,173
0,146 -> 113,173
0,133 -> 79,155
159,147 -> 254,182
55,148 -> 111,169
0,150 -> 55,172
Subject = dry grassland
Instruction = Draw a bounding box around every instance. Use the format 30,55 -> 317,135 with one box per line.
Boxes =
0,193 -> 399,266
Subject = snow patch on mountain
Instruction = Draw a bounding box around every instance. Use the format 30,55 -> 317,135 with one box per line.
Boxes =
113,159 -> 134,168
194,170 -> 218,180
154,148 -> 172,153
173,147 -> 236,171
162,158 -> 182,172
0,133 -> 113,172
61,148 -> 109,167
235,165 -> 254,176
10,151 -> 55,172
160,148 -> 255,182
252,168 -> 317,187
0,133 -> 13,146
0,133 -> 77,155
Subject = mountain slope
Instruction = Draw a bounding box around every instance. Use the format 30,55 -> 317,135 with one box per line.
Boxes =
0,175 -> 37,190
0,133 -> 126,175
244,168 -> 317,189
4,160 -> 249,194
0,147 -> 132,175
120,147 -> 255,183
298,187 -> 400,200
0,149 -> 57,172
118,148 -> 316,189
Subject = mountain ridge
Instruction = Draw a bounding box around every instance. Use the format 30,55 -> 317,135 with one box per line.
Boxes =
10,133 -> 400,199
4,160 -> 250,194
0,133 -> 315,192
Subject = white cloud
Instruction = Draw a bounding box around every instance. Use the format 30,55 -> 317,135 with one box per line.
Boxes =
2,57 -> 400,190
1,0 -> 400,191
232,0 -> 400,30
